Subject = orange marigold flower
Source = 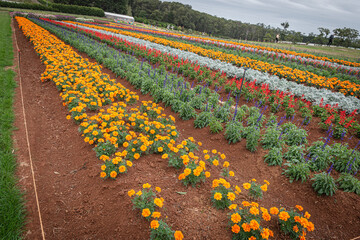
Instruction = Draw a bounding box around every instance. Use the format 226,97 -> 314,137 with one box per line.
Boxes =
261,228 -> 271,240
242,223 -> 251,232
174,231 -> 184,240
296,205 -> 303,211
143,183 -> 151,189
249,236 -> 256,240
249,207 -> 259,215
142,208 -> 151,217
223,161 -> 230,167
307,221 -> 315,232
134,153 -> 140,160
293,225 -> 299,233
136,191 -> 142,196
178,173 -> 185,180
162,153 -> 168,159
127,189 -> 135,197
270,207 -> 279,215
243,183 -> 251,190
231,213 -> 241,223
154,198 -> 163,208
205,171 -> 211,178
242,201 -> 251,207
264,180 -> 270,185
229,204 -> 237,210
214,192 -> 222,201
249,220 -> 260,230
279,211 -> 290,221
150,220 -> 159,229
262,212 -> 271,221
152,211 -> 161,218
100,172 -> 106,178
304,211 -> 311,219
155,187 -> 161,193
231,224 -> 240,233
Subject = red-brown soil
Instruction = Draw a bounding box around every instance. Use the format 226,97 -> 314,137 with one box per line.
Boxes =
12,17 -> 360,240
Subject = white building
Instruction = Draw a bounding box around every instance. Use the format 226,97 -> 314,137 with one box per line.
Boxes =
104,12 -> 134,23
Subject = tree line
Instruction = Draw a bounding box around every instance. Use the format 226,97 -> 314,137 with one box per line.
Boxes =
53,0 -> 360,49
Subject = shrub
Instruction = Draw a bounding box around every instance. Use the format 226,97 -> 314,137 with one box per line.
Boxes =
264,148 -> 283,166
312,172 -> 337,196
337,173 -> 360,195
224,121 -> 244,144
283,162 -> 310,183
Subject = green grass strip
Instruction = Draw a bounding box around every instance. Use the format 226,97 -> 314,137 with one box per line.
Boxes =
0,11 -> 25,240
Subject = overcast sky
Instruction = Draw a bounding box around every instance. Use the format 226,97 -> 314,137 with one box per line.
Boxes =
165,0 -> 360,35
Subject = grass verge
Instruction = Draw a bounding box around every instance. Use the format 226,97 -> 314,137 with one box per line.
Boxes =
0,11 -> 25,239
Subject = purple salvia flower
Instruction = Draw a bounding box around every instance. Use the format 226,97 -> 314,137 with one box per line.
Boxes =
327,163 -> 334,174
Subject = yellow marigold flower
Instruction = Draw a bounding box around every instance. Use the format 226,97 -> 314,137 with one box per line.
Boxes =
92,130 -> 98,136
142,208 -> 151,217
260,184 -> 268,192
134,153 -> 140,160
174,231 -> 184,240
212,149 -> 217,154
119,165 -> 126,173
252,178 -> 256,182
295,205 -> 303,211
198,141 -> 202,146
212,179 -> 219,188
128,189 -> 135,197
162,153 -> 168,159
110,171 -> 117,178
140,145 -> 147,152
242,201 -> 251,207
125,135 -> 132,141
150,220 -> 159,229
66,115 -> 71,120
224,182 -> 231,189
203,150 -> 208,154
270,207 -> 279,215
249,219 -> 260,230
235,185 -> 241,193
143,183 -> 151,189
242,223 -> 251,232
136,191 -> 142,196
264,180 -> 270,185
155,187 -> 161,193
243,183 -> 251,190
229,171 -> 234,177
212,159 -> 219,166
231,213 -> 241,223
100,172 -> 106,178
123,142 -> 129,148
229,204 -> 237,210
154,198 -> 163,208
171,131 -> 177,136
214,192 -> 222,201
223,161 -> 230,168
157,147 -> 163,152
101,165 -> 106,171
205,171 -> 211,178
227,192 -> 236,201
251,202 -> 259,207
126,161 -> 132,167
279,211 -> 290,221
231,224 -> 240,233
220,153 -> 226,159
184,168 -> 191,176
152,211 -> 161,218
193,169 -> 201,177
204,154 -> 210,160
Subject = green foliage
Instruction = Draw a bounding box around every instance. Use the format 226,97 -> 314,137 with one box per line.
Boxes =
246,126 -> 260,152
224,121 -> 244,144
312,172 -> 337,196
260,126 -> 283,149
150,220 -> 175,240
283,126 -> 308,146
283,145 -> 305,163
307,141 -> 331,171
264,148 -> 283,166
283,162 -> 310,183
211,184 -> 234,209
265,113 -> 278,127
248,181 -> 264,200
130,188 -> 157,216
93,141 -> 116,158
178,102 -> 196,120
194,111 -> 212,128
337,173 -> 360,195
209,118 -> 223,134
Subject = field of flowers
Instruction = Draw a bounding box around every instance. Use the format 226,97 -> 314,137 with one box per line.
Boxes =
13,14 -> 360,239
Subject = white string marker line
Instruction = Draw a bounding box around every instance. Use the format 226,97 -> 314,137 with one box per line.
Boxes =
13,18 -> 46,240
